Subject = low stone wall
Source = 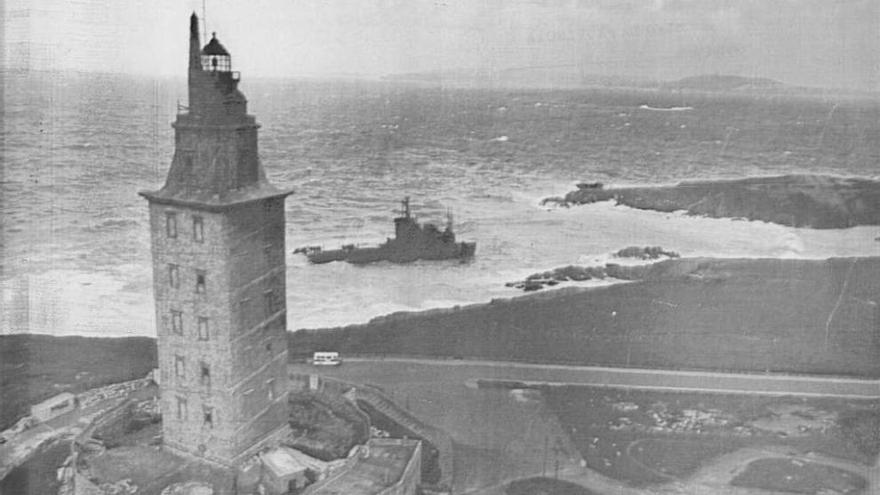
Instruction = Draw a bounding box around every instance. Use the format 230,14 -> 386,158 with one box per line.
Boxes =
76,378 -> 151,410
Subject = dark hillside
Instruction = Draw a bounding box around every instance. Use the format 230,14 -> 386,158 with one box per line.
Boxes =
290,257 -> 880,377
0,335 -> 156,431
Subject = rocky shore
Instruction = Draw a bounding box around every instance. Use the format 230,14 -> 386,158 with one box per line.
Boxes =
506,246 -> 680,291
542,175 -> 880,228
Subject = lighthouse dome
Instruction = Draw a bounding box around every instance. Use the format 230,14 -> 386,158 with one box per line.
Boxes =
201,33 -> 231,72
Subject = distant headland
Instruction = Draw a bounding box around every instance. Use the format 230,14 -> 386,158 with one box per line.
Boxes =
543,174 -> 880,229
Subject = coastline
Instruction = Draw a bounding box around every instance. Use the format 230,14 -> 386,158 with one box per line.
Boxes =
3,255 -> 878,432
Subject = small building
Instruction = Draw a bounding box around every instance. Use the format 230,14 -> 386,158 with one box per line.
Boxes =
31,392 -> 76,422
260,447 -> 326,494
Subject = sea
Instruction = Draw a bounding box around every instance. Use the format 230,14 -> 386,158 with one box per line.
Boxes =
2,70 -> 879,337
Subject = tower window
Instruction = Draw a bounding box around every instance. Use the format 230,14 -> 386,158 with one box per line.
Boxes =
195,270 -> 206,294
200,362 -> 211,387
267,378 -> 277,400
264,289 -> 281,315
237,298 -> 251,331
182,151 -> 194,170
193,216 -> 204,243
198,317 -> 209,341
203,406 -> 214,428
174,355 -> 185,378
171,310 -> 183,335
263,243 -> 273,262
168,264 -> 179,288
176,396 -> 187,420
166,212 -> 178,238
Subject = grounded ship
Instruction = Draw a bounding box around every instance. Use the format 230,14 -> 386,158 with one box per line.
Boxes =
295,198 -> 476,264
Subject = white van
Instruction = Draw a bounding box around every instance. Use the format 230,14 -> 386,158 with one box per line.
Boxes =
312,351 -> 342,366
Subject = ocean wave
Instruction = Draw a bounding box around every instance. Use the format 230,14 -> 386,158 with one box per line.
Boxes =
638,104 -> 694,112
85,219 -> 140,232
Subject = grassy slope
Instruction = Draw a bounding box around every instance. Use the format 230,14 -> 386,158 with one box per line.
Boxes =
0,335 -> 156,431
290,257 -> 880,377
542,385 -> 879,486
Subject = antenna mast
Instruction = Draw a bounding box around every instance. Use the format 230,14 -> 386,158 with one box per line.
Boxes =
202,0 -> 207,45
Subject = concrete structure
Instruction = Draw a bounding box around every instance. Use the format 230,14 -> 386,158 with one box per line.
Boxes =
140,13 -> 292,465
260,447 -> 327,494
30,392 -> 76,422
306,439 -> 422,495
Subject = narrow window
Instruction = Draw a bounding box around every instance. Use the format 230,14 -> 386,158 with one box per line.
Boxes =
198,317 -> 209,341
238,298 -> 251,331
264,289 -> 281,315
195,270 -> 206,294
192,216 -> 204,243
264,290 -> 274,315
171,310 -> 183,335
183,152 -> 194,170
166,212 -> 178,238
200,362 -> 211,387
203,406 -> 214,428
267,379 -> 277,400
168,264 -> 179,288
174,355 -> 185,378
176,396 -> 187,420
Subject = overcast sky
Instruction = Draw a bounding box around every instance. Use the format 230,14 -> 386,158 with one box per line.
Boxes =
4,0 -> 879,90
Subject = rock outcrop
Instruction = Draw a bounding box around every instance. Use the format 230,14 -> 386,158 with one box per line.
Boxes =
615,246 -> 680,260
505,262 -> 653,291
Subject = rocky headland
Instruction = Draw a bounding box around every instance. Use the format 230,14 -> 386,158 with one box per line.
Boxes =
543,175 -> 880,228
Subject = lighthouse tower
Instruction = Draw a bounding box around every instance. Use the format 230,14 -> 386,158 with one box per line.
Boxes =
140,14 -> 292,465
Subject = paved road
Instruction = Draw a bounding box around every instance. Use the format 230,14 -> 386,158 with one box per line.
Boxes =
293,357 -> 880,399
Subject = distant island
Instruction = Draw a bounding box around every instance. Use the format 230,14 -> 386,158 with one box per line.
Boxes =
543,175 -> 880,229
380,69 -> 877,96
661,74 -> 785,92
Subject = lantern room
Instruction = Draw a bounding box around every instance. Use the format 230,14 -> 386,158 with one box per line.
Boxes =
201,32 -> 231,72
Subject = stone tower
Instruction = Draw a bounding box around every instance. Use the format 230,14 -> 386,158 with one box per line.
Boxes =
139,13 -> 292,465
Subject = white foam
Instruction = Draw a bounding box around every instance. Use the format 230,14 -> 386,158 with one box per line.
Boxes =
639,104 -> 694,112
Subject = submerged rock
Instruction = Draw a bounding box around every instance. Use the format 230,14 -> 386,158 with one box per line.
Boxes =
615,246 -> 680,260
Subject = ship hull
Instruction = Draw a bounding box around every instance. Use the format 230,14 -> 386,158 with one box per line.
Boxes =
306,241 -> 475,265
